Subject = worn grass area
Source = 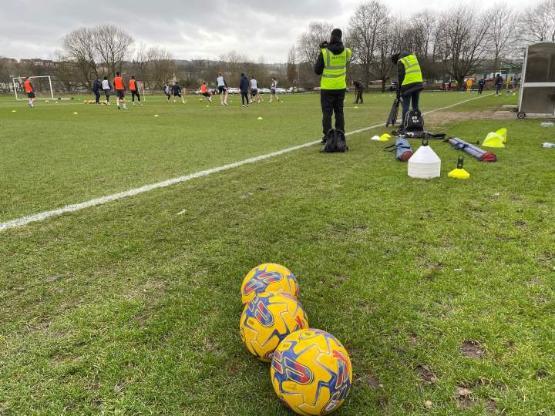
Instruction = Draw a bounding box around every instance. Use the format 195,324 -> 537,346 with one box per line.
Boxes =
1,92 -> 553,415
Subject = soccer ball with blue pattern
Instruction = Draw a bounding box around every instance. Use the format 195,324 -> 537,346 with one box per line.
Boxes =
240,292 -> 308,362
240,263 -> 300,305
271,329 -> 352,415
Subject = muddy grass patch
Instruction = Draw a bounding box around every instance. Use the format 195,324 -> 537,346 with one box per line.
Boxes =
426,110 -> 514,127
455,386 -> 474,409
355,372 -> 382,389
415,364 -> 438,384
461,340 -> 485,358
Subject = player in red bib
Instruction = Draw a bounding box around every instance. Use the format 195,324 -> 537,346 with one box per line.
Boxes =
23,77 -> 35,108
129,76 -> 141,105
113,72 -> 127,109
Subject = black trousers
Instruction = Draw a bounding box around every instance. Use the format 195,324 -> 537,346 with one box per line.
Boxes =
94,91 -> 100,103
131,91 -> 141,102
241,92 -> 249,105
401,90 -> 421,123
321,90 -> 346,135
355,90 -> 363,104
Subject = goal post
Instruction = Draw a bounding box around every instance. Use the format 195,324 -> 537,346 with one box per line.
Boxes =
138,80 -> 146,102
13,75 -> 55,101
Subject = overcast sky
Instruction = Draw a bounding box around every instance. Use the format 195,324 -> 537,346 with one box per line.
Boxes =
0,0 -> 537,63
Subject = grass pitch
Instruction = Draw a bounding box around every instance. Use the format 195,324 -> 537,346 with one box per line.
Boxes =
0,92 -> 553,415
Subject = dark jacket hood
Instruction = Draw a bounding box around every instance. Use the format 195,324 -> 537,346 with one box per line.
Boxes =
327,40 -> 345,55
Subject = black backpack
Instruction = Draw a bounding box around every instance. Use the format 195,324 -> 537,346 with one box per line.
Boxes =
404,110 -> 424,132
323,129 -> 348,153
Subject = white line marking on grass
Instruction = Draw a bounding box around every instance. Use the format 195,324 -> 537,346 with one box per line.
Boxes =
0,94 -> 491,232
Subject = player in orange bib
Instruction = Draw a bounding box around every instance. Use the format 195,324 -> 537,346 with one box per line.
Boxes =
129,75 -> 141,105
23,77 -> 35,108
200,81 -> 212,103
113,72 -> 127,109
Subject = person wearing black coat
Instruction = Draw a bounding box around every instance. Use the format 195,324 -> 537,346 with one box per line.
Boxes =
478,78 -> 486,95
92,78 -> 102,104
495,74 -> 504,96
353,80 -> 364,104
239,73 -> 250,107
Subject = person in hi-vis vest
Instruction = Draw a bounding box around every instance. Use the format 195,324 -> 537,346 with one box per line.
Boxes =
391,52 -> 424,129
314,28 -> 352,142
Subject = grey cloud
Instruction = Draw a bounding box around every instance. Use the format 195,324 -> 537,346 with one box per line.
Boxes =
0,0 -> 533,61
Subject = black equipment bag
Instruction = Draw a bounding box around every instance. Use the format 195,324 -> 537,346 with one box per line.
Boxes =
403,110 -> 424,132
323,129 -> 348,153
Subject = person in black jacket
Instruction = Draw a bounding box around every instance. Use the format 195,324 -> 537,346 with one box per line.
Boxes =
478,78 -> 486,95
314,28 -> 352,142
495,74 -> 504,96
172,82 -> 184,103
239,73 -> 250,107
92,77 -> 102,104
353,80 -> 364,104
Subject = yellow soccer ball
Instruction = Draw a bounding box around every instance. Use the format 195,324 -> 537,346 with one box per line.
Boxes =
241,263 -> 299,305
271,329 -> 352,415
240,292 -> 308,362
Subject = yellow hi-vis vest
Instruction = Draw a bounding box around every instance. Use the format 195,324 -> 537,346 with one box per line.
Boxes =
321,48 -> 352,90
399,54 -> 423,86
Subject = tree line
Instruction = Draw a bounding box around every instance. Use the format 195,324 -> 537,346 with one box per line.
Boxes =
0,25 -> 287,93
290,0 -> 555,91
0,0 -> 553,93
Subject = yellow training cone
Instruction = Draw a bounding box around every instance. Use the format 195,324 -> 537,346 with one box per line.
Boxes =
483,132 -> 505,148
496,128 -> 507,143
448,157 -> 471,180
379,133 -> 391,142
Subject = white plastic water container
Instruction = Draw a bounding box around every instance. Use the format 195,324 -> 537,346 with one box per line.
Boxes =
408,142 -> 441,179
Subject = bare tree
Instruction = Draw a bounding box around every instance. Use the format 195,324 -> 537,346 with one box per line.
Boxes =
286,46 -> 298,86
147,47 -> 176,89
132,43 -> 150,85
62,27 -> 98,87
403,12 -> 437,60
435,8 -> 489,89
220,50 -> 248,86
373,19 -> 404,92
518,0 -> 555,43
297,22 -> 334,64
348,1 -> 390,87
52,51 -> 78,92
94,24 -> 133,75
486,6 -> 517,71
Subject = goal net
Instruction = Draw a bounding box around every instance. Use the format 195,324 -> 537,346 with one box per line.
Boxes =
13,75 -> 56,100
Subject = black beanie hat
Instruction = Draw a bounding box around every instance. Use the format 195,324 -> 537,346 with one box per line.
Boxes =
331,28 -> 342,40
